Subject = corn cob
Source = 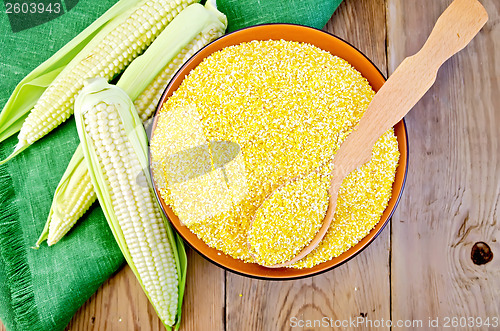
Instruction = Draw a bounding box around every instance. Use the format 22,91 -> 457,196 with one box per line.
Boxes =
0,0 -> 139,144
1,0 -> 199,164
74,77 -> 181,327
36,3 -> 227,246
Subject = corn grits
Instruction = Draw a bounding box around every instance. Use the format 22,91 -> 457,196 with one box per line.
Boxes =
151,39 -> 399,269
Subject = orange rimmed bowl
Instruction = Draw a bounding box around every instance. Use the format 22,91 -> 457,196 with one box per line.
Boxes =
149,24 -> 408,280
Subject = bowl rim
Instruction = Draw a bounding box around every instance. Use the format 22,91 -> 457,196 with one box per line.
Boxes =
148,23 -> 408,280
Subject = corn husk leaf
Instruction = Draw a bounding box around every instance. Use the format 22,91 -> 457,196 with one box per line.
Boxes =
171,222 -> 188,330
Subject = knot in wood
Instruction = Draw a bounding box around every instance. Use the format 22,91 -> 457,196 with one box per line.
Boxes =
471,242 -> 493,265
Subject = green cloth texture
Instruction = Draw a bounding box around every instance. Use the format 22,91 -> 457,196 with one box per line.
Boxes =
0,0 -> 343,330
216,0 -> 343,32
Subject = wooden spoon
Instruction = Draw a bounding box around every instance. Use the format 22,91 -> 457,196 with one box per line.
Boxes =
250,0 -> 488,268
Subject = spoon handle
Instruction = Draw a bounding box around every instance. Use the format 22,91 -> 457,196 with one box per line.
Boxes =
269,0 -> 487,268
330,0 -> 488,185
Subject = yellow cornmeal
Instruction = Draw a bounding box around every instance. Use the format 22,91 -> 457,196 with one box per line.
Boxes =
248,171 -> 330,266
150,39 -> 400,269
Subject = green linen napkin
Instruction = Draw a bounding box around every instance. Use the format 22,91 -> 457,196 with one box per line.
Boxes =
217,0 -> 342,32
0,0 -> 342,330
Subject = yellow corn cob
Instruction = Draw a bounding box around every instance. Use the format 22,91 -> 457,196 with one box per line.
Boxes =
75,78 -> 180,326
36,3 -> 227,247
2,0 -> 198,163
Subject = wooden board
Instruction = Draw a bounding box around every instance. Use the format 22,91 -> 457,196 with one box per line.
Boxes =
388,0 -> 500,329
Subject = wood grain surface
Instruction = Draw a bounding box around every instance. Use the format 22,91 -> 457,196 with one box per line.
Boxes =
388,0 -> 500,330
1,1 -> 498,330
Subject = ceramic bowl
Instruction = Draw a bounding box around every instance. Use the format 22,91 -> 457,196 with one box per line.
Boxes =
149,24 -> 408,280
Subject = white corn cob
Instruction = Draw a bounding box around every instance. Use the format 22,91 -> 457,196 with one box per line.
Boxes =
75,78 -> 179,326
7,0 -> 198,162
37,3 -> 227,246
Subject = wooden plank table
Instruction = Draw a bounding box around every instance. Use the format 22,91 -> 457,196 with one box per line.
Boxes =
2,0 -> 498,330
